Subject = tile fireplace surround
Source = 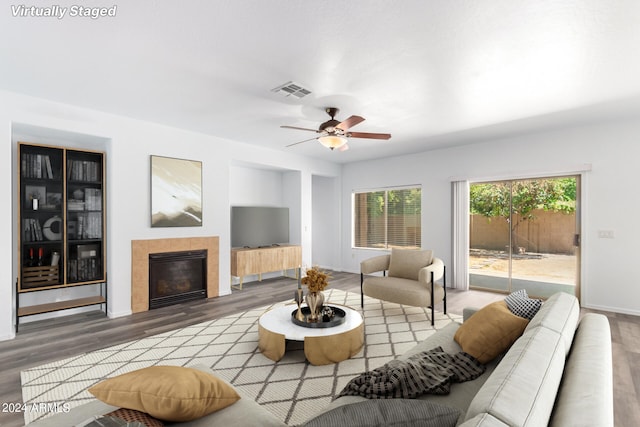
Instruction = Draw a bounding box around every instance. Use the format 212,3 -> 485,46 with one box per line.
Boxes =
131,236 -> 219,313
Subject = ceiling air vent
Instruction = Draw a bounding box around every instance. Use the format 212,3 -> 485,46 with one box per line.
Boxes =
271,81 -> 312,99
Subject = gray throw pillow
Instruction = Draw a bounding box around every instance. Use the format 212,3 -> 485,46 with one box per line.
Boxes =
302,400 -> 460,427
505,289 -> 542,320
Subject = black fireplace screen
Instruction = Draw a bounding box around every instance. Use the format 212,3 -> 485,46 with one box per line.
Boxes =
149,250 -> 207,309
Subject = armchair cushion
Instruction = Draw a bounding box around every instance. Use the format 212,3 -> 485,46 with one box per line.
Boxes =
364,276 -> 445,308
388,249 -> 433,281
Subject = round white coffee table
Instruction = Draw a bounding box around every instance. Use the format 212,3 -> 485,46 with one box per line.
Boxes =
258,303 -> 364,365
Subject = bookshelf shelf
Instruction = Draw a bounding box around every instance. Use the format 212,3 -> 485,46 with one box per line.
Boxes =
16,142 -> 107,332
17,295 -> 106,317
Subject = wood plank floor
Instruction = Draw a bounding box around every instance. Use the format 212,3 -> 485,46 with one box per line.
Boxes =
0,272 -> 637,426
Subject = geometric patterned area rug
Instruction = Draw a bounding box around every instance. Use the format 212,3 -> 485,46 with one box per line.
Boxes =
21,289 -> 461,425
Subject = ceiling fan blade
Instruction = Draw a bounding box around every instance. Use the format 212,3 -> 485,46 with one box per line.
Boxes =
348,131 -> 391,140
336,115 -> 365,131
280,125 -> 319,133
285,136 -> 319,148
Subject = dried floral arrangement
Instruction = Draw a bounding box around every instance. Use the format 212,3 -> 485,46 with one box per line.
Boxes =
301,266 -> 331,292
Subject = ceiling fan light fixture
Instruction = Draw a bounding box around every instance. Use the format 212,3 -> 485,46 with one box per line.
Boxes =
318,135 -> 347,150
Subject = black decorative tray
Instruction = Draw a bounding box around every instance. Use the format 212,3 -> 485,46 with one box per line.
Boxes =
291,306 -> 346,328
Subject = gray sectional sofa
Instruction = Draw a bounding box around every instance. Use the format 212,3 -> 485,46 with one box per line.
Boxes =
325,291 -> 613,426
29,292 -> 613,427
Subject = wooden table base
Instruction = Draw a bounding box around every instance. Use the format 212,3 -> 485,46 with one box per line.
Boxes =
258,321 -> 364,365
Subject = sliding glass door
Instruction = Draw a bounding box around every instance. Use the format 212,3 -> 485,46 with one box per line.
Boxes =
469,176 -> 579,298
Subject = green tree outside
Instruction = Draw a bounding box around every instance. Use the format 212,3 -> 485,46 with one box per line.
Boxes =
470,178 -> 576,250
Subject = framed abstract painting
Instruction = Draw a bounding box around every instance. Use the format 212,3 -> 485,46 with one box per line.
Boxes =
150,155 -> 202,227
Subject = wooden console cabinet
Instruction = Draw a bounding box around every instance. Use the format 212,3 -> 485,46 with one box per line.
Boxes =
231,245 -> 301,290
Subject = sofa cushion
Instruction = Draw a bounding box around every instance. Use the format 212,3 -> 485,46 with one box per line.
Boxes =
525,291 -> 579,355
505,289 -> 542,320
327,322 -> 500,426
302,399 -> 460,427
463,326 -> 567,426
28,364 -> 286,427
459,412 -> 511,426
88,365 -> 240,422
388,248 -> 433,280
454,301 -> 529,364
26,400 -> 119,427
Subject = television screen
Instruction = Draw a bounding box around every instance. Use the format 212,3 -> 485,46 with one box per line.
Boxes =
231,206 -> 289,248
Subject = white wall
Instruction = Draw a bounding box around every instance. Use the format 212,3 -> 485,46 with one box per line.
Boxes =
229,166 -> 284,207
341,119 -> 640,315
312,175 -> 341,270
1,89 -> 340,340
283,170 -> 303,249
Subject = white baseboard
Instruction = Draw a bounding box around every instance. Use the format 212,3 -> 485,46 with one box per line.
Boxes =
0,332 -> 16,341
582,303 -> 640,316
108,309 -> 132,318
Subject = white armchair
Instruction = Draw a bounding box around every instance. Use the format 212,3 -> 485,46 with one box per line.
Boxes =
360,248 -> 446,325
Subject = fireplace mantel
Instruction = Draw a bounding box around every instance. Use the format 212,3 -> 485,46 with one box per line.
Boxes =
131,236 -> 219,313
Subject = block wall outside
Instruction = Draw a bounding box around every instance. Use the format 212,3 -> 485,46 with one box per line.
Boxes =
470,210 -> 576,254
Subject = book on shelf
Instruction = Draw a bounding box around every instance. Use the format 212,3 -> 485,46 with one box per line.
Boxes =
67,200 -> 85,211
67,159 -> 100,182
68,256 -> 101,281
75,212 -> 102,239
84,188 -> 102,210
45,156 -> 53,180
23,218 -> 44,242
21,153 -> 54,179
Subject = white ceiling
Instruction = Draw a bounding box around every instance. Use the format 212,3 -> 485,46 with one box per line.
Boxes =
2,0 -> 640,163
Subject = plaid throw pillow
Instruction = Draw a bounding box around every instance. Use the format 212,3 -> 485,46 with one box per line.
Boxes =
505,289 -> 542,320
105,409 -> 164,427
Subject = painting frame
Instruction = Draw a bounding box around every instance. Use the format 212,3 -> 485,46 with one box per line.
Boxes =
150,155 -> 203,227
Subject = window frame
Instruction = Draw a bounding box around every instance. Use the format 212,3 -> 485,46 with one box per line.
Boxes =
351,185 -> 422,250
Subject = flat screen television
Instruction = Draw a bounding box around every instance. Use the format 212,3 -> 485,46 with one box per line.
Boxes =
231,206 -> 289,248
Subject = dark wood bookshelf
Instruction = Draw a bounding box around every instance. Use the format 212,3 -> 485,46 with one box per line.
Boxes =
16,142 -> 107,332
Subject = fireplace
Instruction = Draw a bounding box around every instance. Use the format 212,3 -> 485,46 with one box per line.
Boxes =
149,250 -> 207,309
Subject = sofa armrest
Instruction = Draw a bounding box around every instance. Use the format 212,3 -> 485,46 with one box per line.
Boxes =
463,307 -> 481,322
418,257 -> 444,284
361,254 -> 390,274
549,313 -> 613,427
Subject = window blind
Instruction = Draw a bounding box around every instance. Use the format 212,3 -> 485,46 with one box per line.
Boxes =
353,187 -> 421,249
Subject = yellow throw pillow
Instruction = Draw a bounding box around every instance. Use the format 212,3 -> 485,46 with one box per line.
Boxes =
454,300 -> 529,364
88,365 -> 240,422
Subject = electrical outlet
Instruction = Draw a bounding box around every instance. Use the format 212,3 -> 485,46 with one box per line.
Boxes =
597,230 -> 614,239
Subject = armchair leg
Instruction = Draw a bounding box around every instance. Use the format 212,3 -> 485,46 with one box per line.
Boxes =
443,265 -> 447,314
430,271 -> 435,326
360,273 -> 364,308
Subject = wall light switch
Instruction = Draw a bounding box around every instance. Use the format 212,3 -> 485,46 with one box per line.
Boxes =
598,230 -> 615,239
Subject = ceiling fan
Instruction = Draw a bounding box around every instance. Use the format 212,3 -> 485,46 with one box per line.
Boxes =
281,107 -> 391,151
